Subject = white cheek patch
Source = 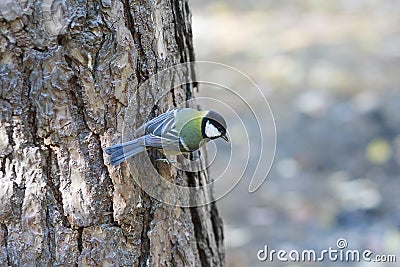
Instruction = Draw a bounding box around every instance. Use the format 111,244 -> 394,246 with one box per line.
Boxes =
205,121 -> 221,138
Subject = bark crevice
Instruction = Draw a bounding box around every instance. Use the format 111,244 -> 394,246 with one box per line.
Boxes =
45,203 -> 56,266
138,198 -> 155,267
187,171 -> 214,267
122,0 -> 148,84
77,226 -> 84,254
170,0 -> 187,63
67,76 -> 91,134
210,202 -> 225,264
189,207 -> 209,267
45,144 -> 71,228
1,223 -> 11,266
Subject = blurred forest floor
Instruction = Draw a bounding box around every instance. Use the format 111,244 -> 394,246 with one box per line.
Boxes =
191,1 -> 400,266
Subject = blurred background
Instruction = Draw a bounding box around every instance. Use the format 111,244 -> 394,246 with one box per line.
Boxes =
190,0 -> 400,266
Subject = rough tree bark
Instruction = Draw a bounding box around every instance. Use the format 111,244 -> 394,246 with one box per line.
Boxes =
0,0 -> 224,266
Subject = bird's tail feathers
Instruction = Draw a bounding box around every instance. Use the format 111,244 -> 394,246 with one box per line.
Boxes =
105,137 -> 147,166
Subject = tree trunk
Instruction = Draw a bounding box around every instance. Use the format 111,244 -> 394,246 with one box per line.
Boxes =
0,0 -> 224,266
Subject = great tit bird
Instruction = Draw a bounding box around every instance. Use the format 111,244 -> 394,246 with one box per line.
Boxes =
105,108 -> 229,166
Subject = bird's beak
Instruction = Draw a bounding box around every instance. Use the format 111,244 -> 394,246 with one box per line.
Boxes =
222,135 -> 229,142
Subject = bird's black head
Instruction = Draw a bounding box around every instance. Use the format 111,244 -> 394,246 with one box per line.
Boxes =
201,111 -> 229,141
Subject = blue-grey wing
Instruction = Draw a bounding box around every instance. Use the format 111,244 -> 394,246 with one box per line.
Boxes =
134,109 -> 186,153
135,109 -> 181,141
